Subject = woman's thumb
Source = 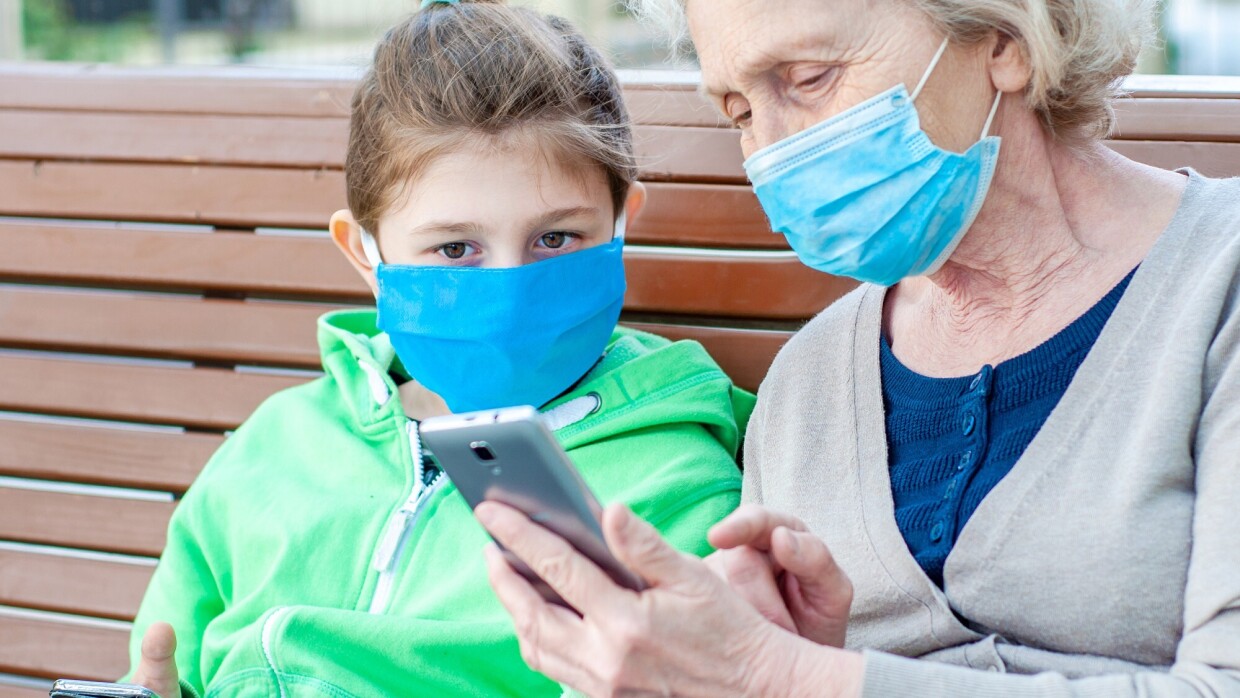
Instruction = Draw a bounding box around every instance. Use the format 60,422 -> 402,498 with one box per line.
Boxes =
602,503 -> 696,588
133,622 -> 180,698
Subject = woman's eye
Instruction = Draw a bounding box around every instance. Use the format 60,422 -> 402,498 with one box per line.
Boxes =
437,242 -> 474,259
733,109 -> 753,130
538,232 -> 575,250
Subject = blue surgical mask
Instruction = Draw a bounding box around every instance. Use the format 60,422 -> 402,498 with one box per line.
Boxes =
743,39 -> 1003,287
360,217 -> 626,414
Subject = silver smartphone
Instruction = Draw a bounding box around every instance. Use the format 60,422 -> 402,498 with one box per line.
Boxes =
50,680 -> 159,698
419,406 -> 646,610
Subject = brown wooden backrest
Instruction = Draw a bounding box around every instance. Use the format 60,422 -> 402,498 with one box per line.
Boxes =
0,63 -> 1238,695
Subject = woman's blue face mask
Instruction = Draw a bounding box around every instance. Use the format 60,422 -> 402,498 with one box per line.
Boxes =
361,216 -> 626,414
743,39 -> 1003,287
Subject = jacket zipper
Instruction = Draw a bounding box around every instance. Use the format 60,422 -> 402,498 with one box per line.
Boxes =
367,420 -> 443,614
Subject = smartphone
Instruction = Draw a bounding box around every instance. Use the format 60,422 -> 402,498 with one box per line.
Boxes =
50,680 -> 159,698
419,405 -> 646,610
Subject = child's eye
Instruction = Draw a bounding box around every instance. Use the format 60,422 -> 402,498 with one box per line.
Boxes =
537,232 -> 577,250
436,242 -> 476,260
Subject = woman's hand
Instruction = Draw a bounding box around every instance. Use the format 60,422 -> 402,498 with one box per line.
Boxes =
477,501 -> 863,698
708,505 -> 854,648
131,622 -> 181,698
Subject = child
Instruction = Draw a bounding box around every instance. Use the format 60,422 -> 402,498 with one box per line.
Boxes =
123,1 -> 752,696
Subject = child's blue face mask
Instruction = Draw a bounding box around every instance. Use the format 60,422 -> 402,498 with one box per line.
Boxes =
743,38 -> 1003,287
361,216 -> 626,414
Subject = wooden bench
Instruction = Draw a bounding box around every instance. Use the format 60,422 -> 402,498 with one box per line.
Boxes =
1,62 -> 1238,696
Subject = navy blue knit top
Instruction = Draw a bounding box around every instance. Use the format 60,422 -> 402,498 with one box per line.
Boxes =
881,269 -> 1136,585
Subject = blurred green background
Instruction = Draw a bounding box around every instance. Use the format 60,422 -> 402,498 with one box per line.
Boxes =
2,0 -> 1238,74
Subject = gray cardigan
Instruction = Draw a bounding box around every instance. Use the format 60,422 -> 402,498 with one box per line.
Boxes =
743,171 -> 1240,696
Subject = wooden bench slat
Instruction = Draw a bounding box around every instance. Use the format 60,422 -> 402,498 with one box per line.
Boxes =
0,488 -> 174,557
625,250 -> 854,320
0,613 -> 130,682
0,356 -> 307,431
0,419 -> 219,493
0,287 -> 332,369
1104,140 -> 1240,178
0,164 -> 772,248
0,109 -> 742,184
637,183 -> 783,250
0,110 -> 347,169
0,287 -> 801,391
0,549 -> 153,621
623,323 -> 792,393
2,224 -> 834,319
1111,98 -> 1240,142
0,681 -> 52,698
0,62 -> 358,118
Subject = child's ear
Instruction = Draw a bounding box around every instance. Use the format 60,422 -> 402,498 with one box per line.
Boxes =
329,209 -> 379,297
623,181 -> 647,224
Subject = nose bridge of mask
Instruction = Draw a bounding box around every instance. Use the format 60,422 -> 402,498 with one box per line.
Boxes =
912,37 -> 1004,142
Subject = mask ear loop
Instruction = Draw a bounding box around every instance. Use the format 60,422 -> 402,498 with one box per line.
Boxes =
980,90 -> 1003,139
360,228 -> 384,268
613,211 -> 628,242
910,37 -> 950,102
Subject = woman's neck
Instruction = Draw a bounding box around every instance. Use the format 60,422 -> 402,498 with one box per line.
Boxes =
885,125 -> 1186,377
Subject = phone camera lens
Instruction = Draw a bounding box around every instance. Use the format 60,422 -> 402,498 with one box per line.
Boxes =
469,441 -> 497,462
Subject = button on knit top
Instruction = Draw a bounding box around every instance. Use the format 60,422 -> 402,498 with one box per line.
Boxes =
881,269 -> 1136,584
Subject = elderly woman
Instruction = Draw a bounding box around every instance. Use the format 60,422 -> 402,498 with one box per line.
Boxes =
476,0 -> 1240,695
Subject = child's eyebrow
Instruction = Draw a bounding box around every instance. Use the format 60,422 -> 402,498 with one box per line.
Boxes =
528,206 -> 603,230
408,220 -> 486,238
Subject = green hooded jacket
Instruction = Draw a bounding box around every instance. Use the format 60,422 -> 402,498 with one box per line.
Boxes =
126,310 -> 753,697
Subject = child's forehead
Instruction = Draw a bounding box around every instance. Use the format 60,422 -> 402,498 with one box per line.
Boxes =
383,137 -> 612,227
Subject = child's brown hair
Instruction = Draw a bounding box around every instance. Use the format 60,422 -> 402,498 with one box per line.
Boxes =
346,0 -> 636,235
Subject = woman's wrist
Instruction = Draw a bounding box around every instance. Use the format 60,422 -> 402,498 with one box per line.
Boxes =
746,630 -> 865,698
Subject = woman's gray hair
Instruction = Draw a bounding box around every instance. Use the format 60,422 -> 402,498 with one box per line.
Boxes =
630,0 -> 1156,144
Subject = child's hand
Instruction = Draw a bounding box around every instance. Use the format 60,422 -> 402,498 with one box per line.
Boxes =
131,622 -> 181,698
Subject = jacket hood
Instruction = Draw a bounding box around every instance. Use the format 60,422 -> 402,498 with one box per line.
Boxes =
316,309 -> 754,457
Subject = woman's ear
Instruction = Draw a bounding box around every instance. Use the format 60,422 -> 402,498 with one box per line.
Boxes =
987,32 -> 1032,94
623,181 -> 648,226
329,209 -> 379,297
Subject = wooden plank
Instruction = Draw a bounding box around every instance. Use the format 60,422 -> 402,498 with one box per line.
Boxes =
0,223 -> 364,298
0,612 -> 130,682
623,323 -> 793,393
0,110 -> 347,168
624,249 -> 855,320
0,161 -> 344,230
2,222 -> 829,319
0,111 -> 739,183
2,62 -> 1236,120
0,165 -> 770,248
635,125 -> 746,183
0,681 -> 51,698
1111,99 -> 1240,142
0,488 -> 174,557
0,356 -> 307,431
625,82 -> 731,128
1106,140 -> 1240,178
636,183 -> 783,250
0,62 -> 357,118
0,549 -> 153,621
0,419 -> 220,493
0,287 -> 334,369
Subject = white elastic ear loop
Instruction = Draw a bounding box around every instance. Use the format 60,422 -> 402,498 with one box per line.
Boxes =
910,37 -> 950,102
980,90 -> 1003,139
613,210 -> 628,242
360,228 -> 384,268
